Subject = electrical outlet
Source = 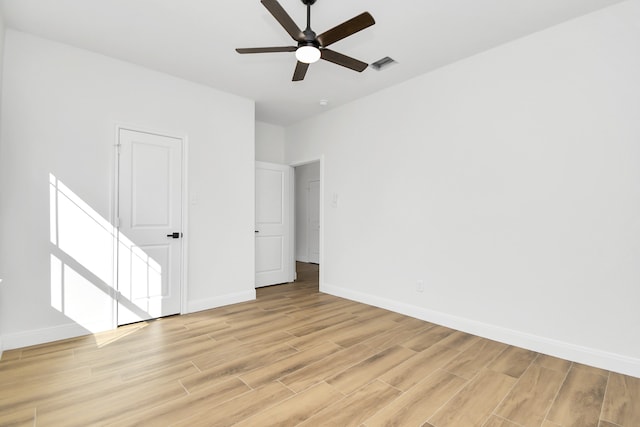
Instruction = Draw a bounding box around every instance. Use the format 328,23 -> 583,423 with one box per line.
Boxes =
416,280 -> 424,293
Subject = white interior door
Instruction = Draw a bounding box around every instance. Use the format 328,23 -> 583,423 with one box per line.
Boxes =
117,128 -> 183,325
255,161 -> 293,287
308,180 -> 320,264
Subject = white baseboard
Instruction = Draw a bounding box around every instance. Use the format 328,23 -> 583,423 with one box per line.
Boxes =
0,336 -> 3,360
321,282 -> 640,379
186,290 -> 256,314
1,322 -> 99,352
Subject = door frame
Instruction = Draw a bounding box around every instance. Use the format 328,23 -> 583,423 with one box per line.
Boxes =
112,123 -> 189,328
307,179 -> 320,264
290,156 -> 324,286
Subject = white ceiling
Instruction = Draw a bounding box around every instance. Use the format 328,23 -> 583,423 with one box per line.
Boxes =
0,0 -> 625,126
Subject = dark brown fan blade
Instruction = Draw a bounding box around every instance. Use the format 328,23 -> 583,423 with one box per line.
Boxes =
316,12 -> 375,47
321,49 -> 368,72
236,46 -> 297,54
261,0 -> 304,42
292,61 -> 310,81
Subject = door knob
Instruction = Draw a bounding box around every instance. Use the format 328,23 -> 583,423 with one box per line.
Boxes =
166,232 -> 182,238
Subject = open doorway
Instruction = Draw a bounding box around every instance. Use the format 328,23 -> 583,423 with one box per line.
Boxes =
294,161 -> 320,285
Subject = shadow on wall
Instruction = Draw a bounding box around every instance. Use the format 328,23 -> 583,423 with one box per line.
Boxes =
49,173 -> 161,334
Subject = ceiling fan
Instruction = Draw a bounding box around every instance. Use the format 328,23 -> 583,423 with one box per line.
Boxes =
236,0 -> 375,81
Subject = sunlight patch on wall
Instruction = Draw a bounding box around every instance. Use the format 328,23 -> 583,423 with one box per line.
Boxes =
49,174 -> 114,286
50,254 -> 63,312
48,173 -> 163,333
49,174 -> 116,332
49,253 -> 113,332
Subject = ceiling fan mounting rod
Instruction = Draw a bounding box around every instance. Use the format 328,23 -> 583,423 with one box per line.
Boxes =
300,0 -> 318,45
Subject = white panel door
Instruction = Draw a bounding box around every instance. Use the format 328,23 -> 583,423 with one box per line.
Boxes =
117,129 -> 182,325
255,161 -> 293,287
308,180 -> 320,264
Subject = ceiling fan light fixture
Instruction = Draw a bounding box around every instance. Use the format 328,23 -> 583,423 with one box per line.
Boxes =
296,45 -> 321,64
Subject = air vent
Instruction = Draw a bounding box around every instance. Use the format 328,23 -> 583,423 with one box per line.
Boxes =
371,56 -> 397,71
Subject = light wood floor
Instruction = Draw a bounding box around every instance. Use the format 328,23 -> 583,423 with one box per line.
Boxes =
1,263 -> 638,427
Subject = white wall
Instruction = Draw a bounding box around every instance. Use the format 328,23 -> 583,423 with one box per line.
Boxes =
295,162 -> 320,262
0,7 -> 5,355
255,121 -> 285,163
286,0 -> 640,377
0,31 -> 255,350
0,8 -> 4,92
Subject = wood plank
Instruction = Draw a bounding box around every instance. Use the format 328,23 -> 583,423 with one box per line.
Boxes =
205,310 -> 288,341
36,376 -> 187,425
181,343 -> 299,393
0,365 -> 93,403
401,324 -> 455,352
171,381 -> 295,427
326,345 -> 416,395
441,338 -> 508,380
436,330 -> 480,351
597,421 -> 621,427
172,317 -> 231,336
280,343 -> 381,392
483,415 -> 522,427
109,378 -> 251,426
233,311 -> 330,342
488,346 -> 537,378
329,317 -> 401,348
534,353 -> 572,374
239,341 -> 342,388
601,372 -> 640,427
87,334 -> 217,375
393,316 -> 433,328
190,330 -> 293,371
0,371 -> 120,414
495,364 -> 566,427
0,348 -> 77,382
287,318 -> 366,351
299,380 -> 401,426
0,349 -> 22,362
18,334 -> 96,359
572,362 -> 610,378
286,312 -> 358,337
231,382 -> 344,427
546,366 -> 608,427
119,360 -> 200,383
0,407 -> 35,427
365,369 -> 467,427
349,306 -> 407,324
380,344 -> 460,391
428,368 -> 517,427
360,323 -> 430,350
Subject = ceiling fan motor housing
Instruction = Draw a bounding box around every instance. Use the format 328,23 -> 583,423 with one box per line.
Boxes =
301,28 -> 319,46
301,0 -> 317,5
